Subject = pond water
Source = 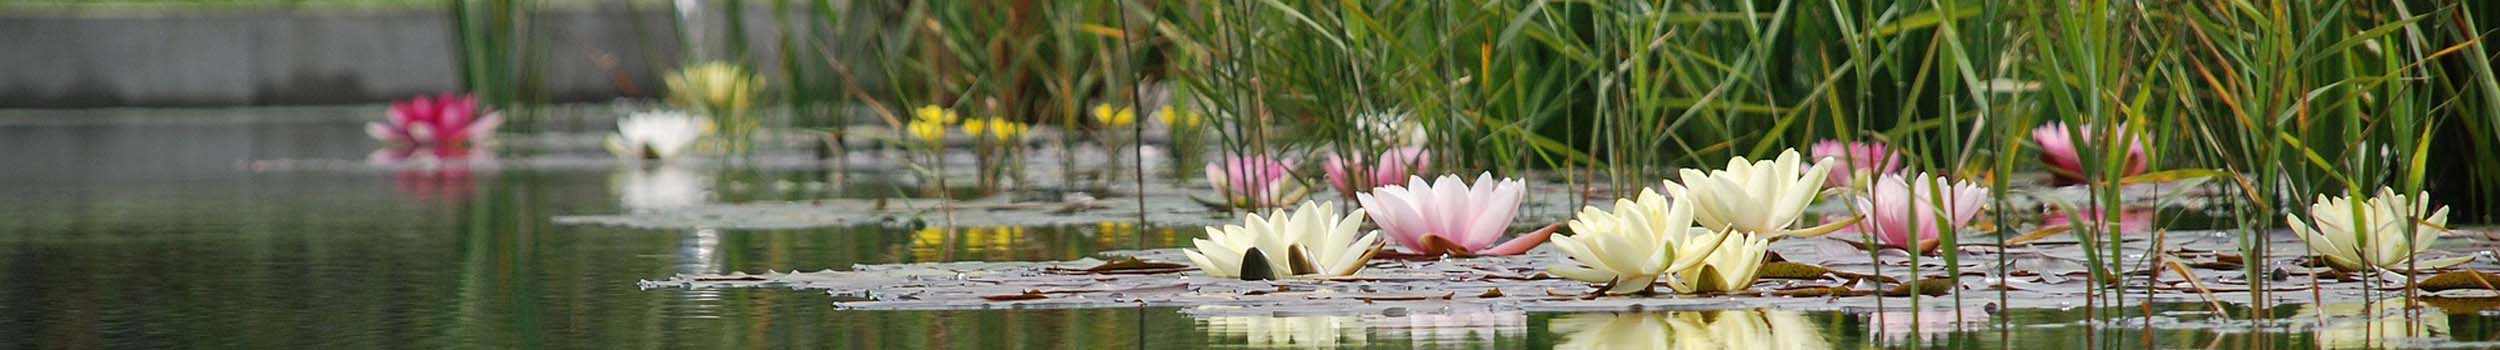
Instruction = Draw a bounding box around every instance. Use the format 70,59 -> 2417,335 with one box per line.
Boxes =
3,106 -> 2493,349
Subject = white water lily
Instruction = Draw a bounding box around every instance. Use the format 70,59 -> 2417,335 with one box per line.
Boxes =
1666,149 -> 1846,238
1183,201 -> 1384,279
1665,231 -> 1771,294
2286,188 -> 2466,272
1549,189 -> 1726,294
605,110 -> 709,159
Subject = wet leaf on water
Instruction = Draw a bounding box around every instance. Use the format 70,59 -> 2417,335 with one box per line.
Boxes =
1060,257 -> 1191,275
1355,293 -> 1454,302
1758,261 -> 1834,280
1885,278 -> 1956,297
1477,288 -> 1505,298
2414,270 -> 2500,292
1770,286 -> 1861,297
2005,225 -> 2074,246
981,290 -> 1049,301
694,274 -> 771,281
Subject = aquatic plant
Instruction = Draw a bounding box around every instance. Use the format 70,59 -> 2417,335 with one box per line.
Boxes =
1157,105 -> 1208,178
962,117 -> 1031,191
2286,188 -> 2466,272
1182,201 -> 1383,280
1853,173 -> 1990,253
1810,140 -> 1903,189
2030,122 -> 2148,185
1548,189 -> 1728,295
913,104 -> 963,124
1091,103 -> 1139,184
367,93 -> 502,152
1664,231 -> 1770,294
605,110 -> 709,160
1204,155 -> 1306,209
1091,104 -> 1136,127
665,62 -> 764,150
1353,173 -> 1547,257
1665,149 -> 1847,238
1321,147 -> 1431,196
2041,206 -> 2154,233
1355,111 -> 1427,148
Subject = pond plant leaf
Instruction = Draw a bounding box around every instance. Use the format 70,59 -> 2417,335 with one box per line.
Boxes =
982,290 -> 1049,301
1759,261 -> 1837,279
1884,278 -> 1956,296
2414,270 -> 2500,292
1066,257 -> 1191,274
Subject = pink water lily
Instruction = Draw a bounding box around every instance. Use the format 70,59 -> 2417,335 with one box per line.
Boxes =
2031,121 -> 2147,185
1207,155 -> 1303,208
369,93 -> 503,149
1323,147 -> 1431,195
1355,173 -> 1553,257
1854,173 -> 1989,253
1811,139 -> 1904,188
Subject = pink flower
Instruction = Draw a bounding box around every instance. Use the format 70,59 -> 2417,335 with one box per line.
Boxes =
369,93 -> 503,150
2031,122 -> 2148,185
1811,140 -> 1904,188
2042,207 -> 2154,233
1206,155 -> 1302,208
1323,147 -> 1431,195
1854,173 -> 1989,253
1355,173 -> 1553,257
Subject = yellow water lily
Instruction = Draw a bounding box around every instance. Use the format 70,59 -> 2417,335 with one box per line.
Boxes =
1183,201 -> 1383,280
1548,189 -> 1726,294
1665,230 -> 1771,294
913,105 -> 961,124
1666,149 -> 1847,238
2286,188 -> 2466,272
961,117 -> 1030,142
664,62 -> 761,114
1156,106 -> 1203,129
904,119 -> 948,146
1092,104 -> 1136,127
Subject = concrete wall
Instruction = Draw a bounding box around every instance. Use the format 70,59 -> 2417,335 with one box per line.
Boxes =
0,6 -> 722,108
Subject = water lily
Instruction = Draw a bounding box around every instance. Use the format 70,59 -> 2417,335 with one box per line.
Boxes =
1182,201 -> 1383,280
2031,121 -> 2149,185
1354,173 -> 1551,257
1853,173 -> 1989,253
961,117 -> 1030,142
2286,188 -> 2466,272
1206,155 -> 1307,208
1665,231 -> 1771,294
904,119 -> 949,146
605,110 -> 709,159
912,105 -> 962,124
368,93 -> 502,149
665,62 -> 761,114
1548,189 -> 1726,294
1666,149 -> 1846,238
1156,105 -> 1203,129
1091,104 -> 1136,127
1810,139 -> 1903,188
1322,147 -> 1431,195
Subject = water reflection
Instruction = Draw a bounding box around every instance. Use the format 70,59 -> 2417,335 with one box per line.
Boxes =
1549,309 -> 1829,350
371,147 -> 489,204
1198,314 -> 1370,348
613,165 -> 712,210
2305,300 -> 2449,349
1362,311 -> 1527,345
1866,310 -> 1990,346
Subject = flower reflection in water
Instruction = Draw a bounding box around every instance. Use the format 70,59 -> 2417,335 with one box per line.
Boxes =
2304,300 -> 2448,349
1550,309 -> 1828,350
370,146 -> 490,205
1197,314 -> 1368,348
1865,310 -> 1989,346
910,226 -> 1033,262
1362,311 -> 1526,346
612,165 -> 711,210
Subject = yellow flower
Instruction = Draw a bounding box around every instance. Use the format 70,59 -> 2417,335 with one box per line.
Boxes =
664,62 -> 761,114
1092,104 -> 1135,127
1156,106 -> 1202,129
905,119 -> 948,145
913,105 -> 961,124
963,118 -> 1030,142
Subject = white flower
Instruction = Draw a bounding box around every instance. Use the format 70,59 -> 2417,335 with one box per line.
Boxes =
1548,189 -> 1726,294
2286,188 -> 2466,272
1665,231 -> 1770,294
606,110 -> 709,159
1184,201 -> 1383,279
1666,149 -> 1845,238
